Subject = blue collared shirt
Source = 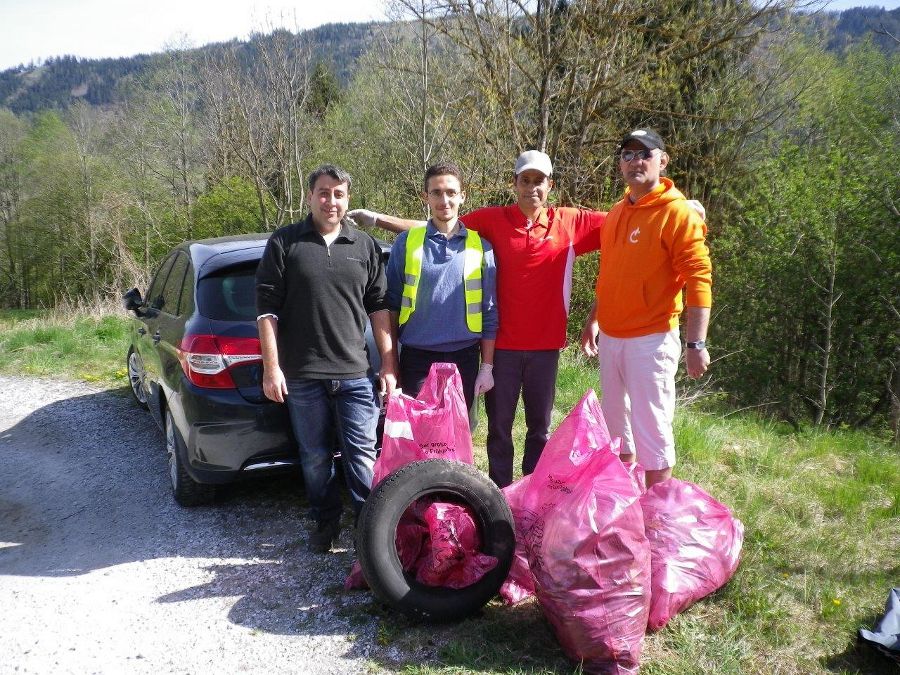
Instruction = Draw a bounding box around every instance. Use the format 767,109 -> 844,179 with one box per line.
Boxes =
386,220 -> 498,351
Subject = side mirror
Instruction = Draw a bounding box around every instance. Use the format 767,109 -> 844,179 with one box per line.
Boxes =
122,287 -> 145,314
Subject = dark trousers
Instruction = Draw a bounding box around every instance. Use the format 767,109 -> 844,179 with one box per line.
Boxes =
399,343 -> 481,414
484,349 -> 560,488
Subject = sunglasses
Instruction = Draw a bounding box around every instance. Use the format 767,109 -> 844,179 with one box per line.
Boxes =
619,148 -> 656,162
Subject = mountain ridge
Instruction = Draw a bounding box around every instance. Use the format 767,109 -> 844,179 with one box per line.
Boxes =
1,7 -> 896,115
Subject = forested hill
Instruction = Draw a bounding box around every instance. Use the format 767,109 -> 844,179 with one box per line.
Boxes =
825,5 -> 900,51
1,7 -> 897,115
0,21 -> 382,115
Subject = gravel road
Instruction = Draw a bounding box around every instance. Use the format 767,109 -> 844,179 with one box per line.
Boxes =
0,375 -> 430,674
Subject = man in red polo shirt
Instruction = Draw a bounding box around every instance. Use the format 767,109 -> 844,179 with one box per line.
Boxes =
349,151 -> 602,487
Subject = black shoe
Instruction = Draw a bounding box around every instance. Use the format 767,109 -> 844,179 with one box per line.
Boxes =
308,519 -> 341,553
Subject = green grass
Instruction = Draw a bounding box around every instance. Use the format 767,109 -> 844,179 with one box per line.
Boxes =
0,308 -> 132,388
2,310 -> 897,673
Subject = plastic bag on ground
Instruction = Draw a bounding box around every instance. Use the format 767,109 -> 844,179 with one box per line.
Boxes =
500,393 -> 629,607
623,461 -> 646,495
524,389 -> 613,500
640,478 -> 744,631
520,391 -> 650,674
371,362 -> 473,487
528,446 -> 650,675
499,475 -> 536,605
345,507 -> 428,590
858,587 -> 900,662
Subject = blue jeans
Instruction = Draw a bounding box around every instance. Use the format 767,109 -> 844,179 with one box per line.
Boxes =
285,377 -> 379,523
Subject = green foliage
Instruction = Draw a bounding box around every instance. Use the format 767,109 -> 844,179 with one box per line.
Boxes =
713,41 -> 900,429
14,111 -> 81,303
192,176 -> 272,239
0,54 -> 154,114
307,61 -> 342,120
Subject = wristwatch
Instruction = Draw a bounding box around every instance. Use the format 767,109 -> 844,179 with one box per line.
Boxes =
686,340 -> 706,350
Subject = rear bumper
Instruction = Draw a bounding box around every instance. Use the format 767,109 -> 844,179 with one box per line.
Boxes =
174,384 -> 297,484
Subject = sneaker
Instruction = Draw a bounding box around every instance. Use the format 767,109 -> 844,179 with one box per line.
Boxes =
308,519 -> 341,553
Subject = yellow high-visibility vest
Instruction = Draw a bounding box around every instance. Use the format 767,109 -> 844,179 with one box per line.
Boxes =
398,225 -> 483,333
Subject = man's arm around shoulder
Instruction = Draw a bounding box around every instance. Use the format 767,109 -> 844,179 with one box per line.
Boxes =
347,209 -> 424,233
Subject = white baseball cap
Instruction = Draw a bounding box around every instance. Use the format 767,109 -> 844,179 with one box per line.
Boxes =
514,150 -> 553,177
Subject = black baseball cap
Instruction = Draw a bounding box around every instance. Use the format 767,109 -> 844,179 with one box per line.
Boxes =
619,128 -> 665,151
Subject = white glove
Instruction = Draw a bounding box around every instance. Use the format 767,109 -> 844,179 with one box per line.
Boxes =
347,209 -> 379,228
473,363 -> 494,396
687,199 -> 706,222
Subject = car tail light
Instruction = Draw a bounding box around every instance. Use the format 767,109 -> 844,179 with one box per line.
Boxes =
178,334 -> 262,389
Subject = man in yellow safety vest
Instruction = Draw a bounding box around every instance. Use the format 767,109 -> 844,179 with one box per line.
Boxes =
384,162 -> 498,415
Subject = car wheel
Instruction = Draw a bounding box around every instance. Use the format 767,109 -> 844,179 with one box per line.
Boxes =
355,459 -> 515,623
126,347 -> 149,409
164,408 -> 215,507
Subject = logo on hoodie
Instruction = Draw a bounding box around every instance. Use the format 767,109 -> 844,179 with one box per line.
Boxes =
629,226 -> 640,244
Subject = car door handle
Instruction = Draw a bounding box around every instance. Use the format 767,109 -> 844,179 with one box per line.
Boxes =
137,327 -> 146,335
152,331 -> 161,344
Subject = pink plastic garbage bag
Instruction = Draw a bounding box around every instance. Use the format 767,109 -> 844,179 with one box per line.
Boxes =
371,362 -> 473,486
640,478 -> 744,631
512,391 -> 649,674
501,391 -> 625,607
524,390 -> 613,501
499,475 -> 536,604
415,502 -> 499,589
349,364 -> 483,590
623,461 -> 646,495
527,444 -> 650,675
500,390 -> 613,605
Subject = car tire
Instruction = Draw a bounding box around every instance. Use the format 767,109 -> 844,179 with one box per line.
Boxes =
356,459 -> 515,623
126,347 -> 149,409
164,408 -> 215,507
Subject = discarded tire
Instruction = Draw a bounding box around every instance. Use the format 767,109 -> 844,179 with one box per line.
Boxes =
356,459 -> 515,622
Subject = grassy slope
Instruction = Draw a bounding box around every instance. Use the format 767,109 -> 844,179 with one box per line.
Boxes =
0,309 -> 131,387
1,309 -> 897,674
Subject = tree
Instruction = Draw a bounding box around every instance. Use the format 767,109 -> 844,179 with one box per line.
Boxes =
713,41 -> 900,431
307,61 -> 342,120
387,0 -> 799,206
16,112 -> 82,304
141,43 -> 206,243
201,29 -> 316,229
0,108 -> 27,307
192,176 -> 274,238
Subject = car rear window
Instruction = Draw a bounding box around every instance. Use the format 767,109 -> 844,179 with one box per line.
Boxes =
197,263 -> 259,321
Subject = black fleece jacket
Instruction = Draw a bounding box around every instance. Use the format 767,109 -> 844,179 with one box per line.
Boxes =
255,215 -> 388,379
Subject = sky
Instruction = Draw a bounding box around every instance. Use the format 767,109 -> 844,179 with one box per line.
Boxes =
0,0 -> 897,72
0,0 -> 388,71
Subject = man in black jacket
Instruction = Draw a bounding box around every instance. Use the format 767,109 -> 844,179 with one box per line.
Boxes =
256,164 -> 398,552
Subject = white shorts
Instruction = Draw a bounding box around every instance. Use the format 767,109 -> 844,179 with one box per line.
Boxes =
598,329 -> 680,471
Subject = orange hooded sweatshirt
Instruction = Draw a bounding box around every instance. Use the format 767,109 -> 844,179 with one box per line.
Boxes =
595,177 -> 711,338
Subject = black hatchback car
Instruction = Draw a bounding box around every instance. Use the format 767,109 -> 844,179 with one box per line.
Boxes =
123,233 -> 386,506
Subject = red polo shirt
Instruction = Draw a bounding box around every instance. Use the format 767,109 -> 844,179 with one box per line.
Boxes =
461,205 -> 605,350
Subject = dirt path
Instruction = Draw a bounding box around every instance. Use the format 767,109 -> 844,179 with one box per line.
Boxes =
0,375 -> 424,674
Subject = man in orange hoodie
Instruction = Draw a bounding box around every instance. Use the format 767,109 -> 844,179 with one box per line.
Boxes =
581,129 -> 711,488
